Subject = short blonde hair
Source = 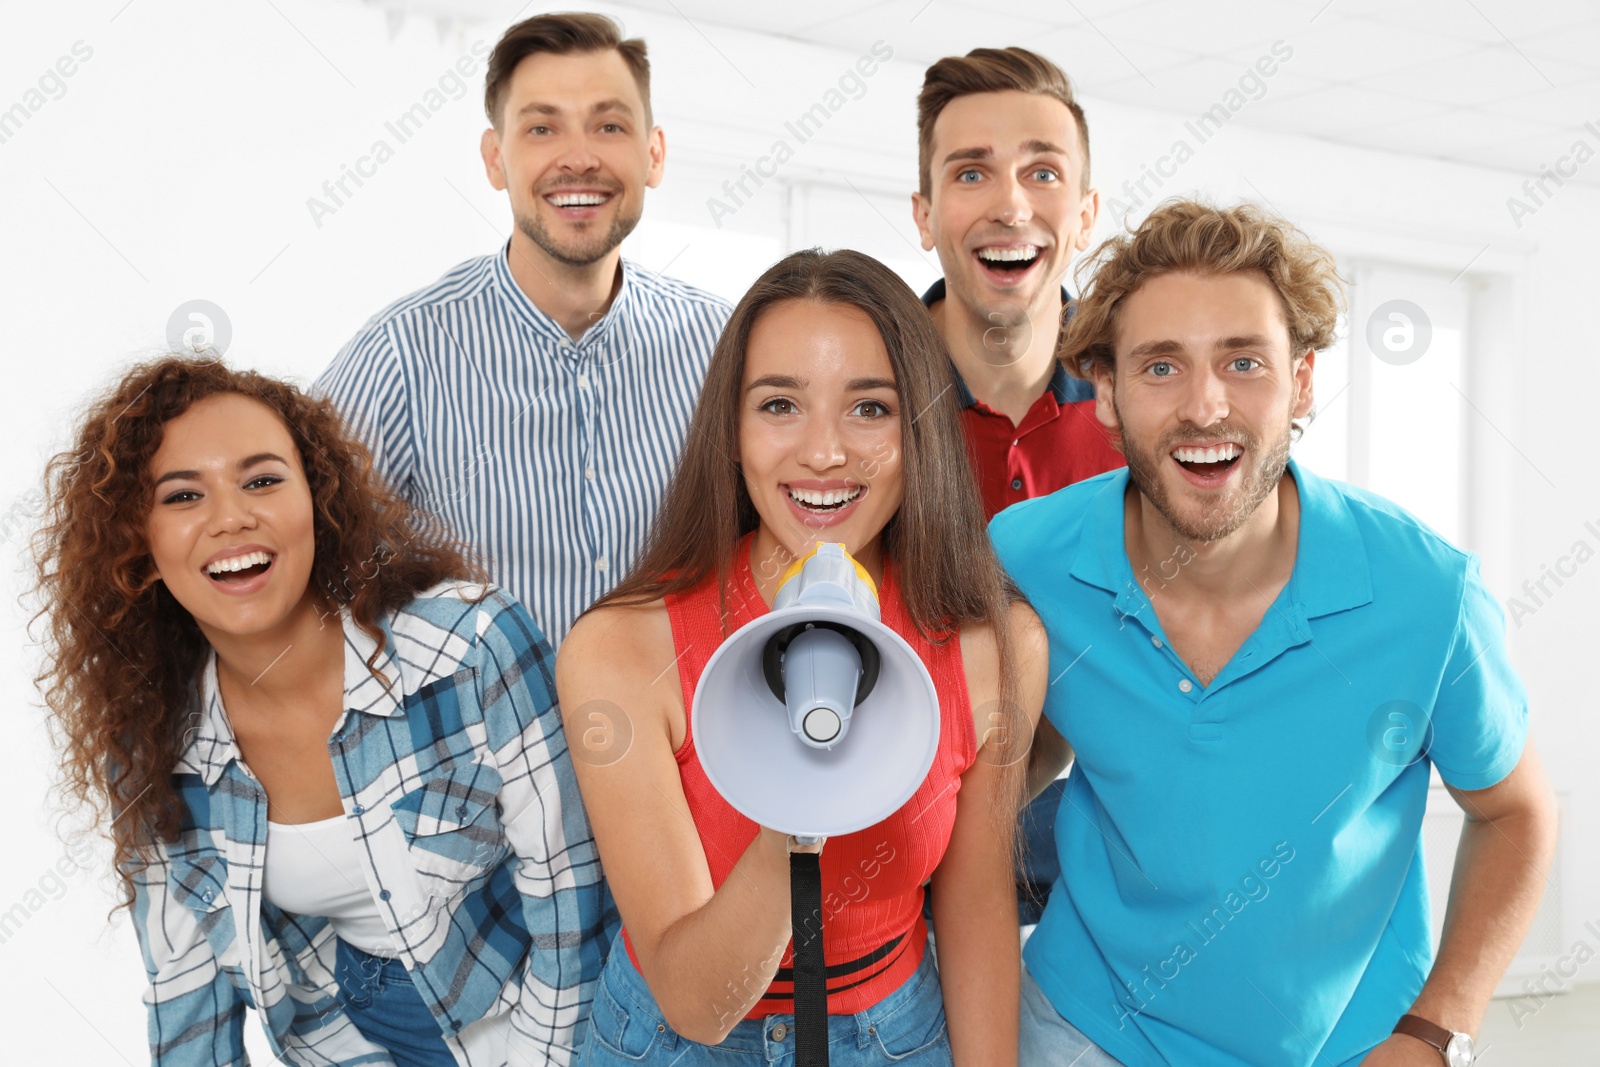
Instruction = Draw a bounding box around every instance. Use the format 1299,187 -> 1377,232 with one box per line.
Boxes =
1062,199 -> 1344,379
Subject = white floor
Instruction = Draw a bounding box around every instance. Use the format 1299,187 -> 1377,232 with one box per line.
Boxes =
1477,981 -> 1600,1063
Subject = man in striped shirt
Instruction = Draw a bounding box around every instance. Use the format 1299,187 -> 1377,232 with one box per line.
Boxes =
318,13 -> 731,647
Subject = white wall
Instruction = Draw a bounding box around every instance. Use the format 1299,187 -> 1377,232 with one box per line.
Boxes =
3,1 -> 1595,1060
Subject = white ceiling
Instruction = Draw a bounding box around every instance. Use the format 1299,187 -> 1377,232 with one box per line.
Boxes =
369,0 -> 1600,186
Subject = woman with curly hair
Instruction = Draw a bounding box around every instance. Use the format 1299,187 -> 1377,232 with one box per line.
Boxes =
557,249 -> 1048,1067
33,356 -> 607,1067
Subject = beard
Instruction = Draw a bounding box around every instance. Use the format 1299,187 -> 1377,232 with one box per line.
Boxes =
515,192 -> 641,268
1114,394 -> 1294,544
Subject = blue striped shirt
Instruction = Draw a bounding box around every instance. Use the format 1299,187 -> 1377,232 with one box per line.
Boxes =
130,584 -> 607,1065
316,245 -> 732,645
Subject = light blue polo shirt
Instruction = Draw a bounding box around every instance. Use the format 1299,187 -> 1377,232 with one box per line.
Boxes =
990,459 -> 1527,1067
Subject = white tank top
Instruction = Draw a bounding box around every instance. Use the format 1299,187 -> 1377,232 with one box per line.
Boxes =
263,815 -> 395,957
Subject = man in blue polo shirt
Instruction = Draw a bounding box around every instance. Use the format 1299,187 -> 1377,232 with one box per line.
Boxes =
992,199 -> 1556,1066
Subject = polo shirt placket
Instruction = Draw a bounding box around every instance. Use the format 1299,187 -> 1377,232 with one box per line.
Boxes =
1106,571 -> 1319,743
920,278 -> 1123,519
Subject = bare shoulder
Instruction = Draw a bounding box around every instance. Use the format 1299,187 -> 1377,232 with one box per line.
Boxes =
958,600 -> 1047,673
558,600 -> 675,691
958,600 -> 1049,754
1009,600 -> 1048,664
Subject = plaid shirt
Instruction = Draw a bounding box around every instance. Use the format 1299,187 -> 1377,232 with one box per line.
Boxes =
130,583 -> 609,1066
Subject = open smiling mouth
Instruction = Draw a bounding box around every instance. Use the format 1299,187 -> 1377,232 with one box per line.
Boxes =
545,192 -> 612,209
976,245 -> 1040,276
787,486 -> 864,513
205,550 -> 276,585
1171,443 -> 1243,479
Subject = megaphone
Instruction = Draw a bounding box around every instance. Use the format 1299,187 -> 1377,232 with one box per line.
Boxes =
692,542 -> 941,840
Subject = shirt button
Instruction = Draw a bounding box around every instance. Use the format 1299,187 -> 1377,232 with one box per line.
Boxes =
456,803 -> 469,818
584,466 -> 596,481
1178,679 -> 1193,693
595,558 -> 608,572
770,1023 -> 788,1041
1011,478 -> 1023,490
1012,439 -> 1020,447
1151,636 -> 1163,648
352,805 -> 365,815
379,889 -> 391,901
577,374 -> 590,389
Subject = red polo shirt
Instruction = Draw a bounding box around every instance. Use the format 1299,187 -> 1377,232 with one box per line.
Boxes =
923,280 -> 1125,520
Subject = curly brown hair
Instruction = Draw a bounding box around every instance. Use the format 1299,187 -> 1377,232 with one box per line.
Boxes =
32,355 -> 482,906
1061,198 -> 1345,381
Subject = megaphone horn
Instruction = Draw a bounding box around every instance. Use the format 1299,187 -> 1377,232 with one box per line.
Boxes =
692,541 -> 940,841
761,620 -> 881,747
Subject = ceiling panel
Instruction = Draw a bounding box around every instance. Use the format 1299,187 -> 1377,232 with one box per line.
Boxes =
1246,13 -> 1481,82
1364,44 -> 1595,107
364,0 -> 1600,184
1474,80 -> 1600,128
1087,0 -> 1314,55
1087,60 -> 1329,116
1518,16 -> 1600,64
1355,105 -> 1572,160
1237,83 -> 1448,137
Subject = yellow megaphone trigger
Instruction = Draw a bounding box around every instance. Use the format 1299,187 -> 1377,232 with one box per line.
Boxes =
777,543 -> 880,605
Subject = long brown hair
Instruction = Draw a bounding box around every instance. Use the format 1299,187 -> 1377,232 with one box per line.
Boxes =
32,355 -> 481,905
599,248 -> 1028,832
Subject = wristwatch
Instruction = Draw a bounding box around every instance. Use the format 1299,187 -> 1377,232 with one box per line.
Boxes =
1393,1014 -> 1475,1066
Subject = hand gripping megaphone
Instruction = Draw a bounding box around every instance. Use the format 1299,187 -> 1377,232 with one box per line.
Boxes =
693,543 -> 941,1065
692,542 -> 942,840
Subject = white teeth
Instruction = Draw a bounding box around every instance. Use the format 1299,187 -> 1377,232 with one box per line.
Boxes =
1171,443 -> 1242,464
548,192 -> 608,206
977,246 -> 1040,262
788,486 -> 863,508
206,550 -> 273,576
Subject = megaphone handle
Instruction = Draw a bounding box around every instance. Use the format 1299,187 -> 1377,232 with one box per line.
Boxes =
789,850 -> 829,1066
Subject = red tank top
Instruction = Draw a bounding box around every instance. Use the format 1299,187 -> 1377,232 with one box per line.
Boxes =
624,537 -> 976,1016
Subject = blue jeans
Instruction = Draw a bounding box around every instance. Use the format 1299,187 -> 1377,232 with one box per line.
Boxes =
1019,780 -> 1068,925
579,943 -> 953,1066
336,939 -> 457,1067
1018,963 -> 1124,1067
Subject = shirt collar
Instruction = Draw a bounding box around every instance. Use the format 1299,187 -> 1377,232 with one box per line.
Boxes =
183,608 -> 406,788
492,240 -> 635,347
1068,457 -> 1373,619
919,277 -> 1090,408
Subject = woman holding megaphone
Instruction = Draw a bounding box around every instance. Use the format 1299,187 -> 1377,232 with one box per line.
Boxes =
559,249 -> 1048,1067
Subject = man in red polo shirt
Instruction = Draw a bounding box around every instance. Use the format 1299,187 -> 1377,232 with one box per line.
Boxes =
912,46 -> 1123,924
913,46 -> 1121,519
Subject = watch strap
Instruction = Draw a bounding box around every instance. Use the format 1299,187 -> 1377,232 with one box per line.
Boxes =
1393,1013 -> 1452,1054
